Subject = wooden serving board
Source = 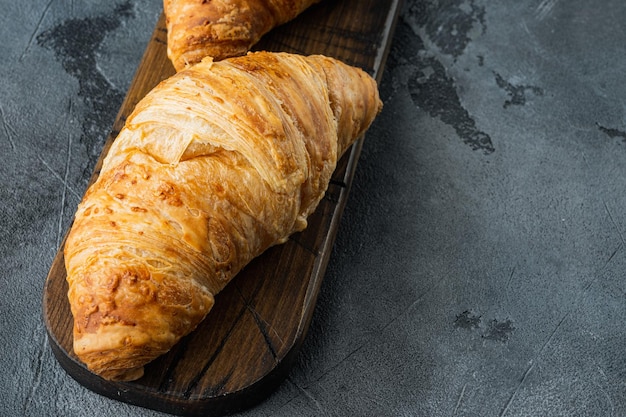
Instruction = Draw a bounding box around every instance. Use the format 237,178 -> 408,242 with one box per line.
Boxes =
43,1 -> 402,415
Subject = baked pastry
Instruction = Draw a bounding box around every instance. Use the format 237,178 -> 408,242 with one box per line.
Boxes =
64,51 -> 382,381
164,0 -> 320,71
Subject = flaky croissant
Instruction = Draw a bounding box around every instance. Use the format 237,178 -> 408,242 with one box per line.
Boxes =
64,51 -> 381,381
164,0 -> 320,71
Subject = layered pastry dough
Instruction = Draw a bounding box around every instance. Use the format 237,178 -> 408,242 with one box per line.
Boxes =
164,0 -> 321,71
64,51 -> 381,381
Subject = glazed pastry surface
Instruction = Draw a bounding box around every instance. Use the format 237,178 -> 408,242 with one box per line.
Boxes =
64,51 -> 381,381
164,0 -> 320,71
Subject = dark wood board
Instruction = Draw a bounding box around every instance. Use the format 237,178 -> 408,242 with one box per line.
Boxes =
43,1 -> 402,415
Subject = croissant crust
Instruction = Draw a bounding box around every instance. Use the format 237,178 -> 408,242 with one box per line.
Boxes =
64,52 -> 381,381
164,0 -> 321,71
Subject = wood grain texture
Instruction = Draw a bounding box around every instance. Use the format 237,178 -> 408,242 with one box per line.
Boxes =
43,1 -> 402,415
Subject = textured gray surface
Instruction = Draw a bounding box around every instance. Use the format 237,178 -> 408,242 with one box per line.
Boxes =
2,0 -> 626,416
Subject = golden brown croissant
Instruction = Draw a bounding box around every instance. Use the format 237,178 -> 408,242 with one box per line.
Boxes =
164,0 -> 320,71
64,51 -> 381,381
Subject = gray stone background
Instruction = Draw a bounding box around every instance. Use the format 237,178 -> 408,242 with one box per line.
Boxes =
2,0 -> 626,416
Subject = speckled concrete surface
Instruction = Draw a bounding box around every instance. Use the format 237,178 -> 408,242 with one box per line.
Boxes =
3,1 -> 626,416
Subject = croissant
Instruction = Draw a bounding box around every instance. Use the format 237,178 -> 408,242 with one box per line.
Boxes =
64,51 -> 381,381
164,0 -> 320,71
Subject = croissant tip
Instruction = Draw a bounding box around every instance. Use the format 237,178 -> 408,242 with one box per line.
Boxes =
97,365 -> 145,382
